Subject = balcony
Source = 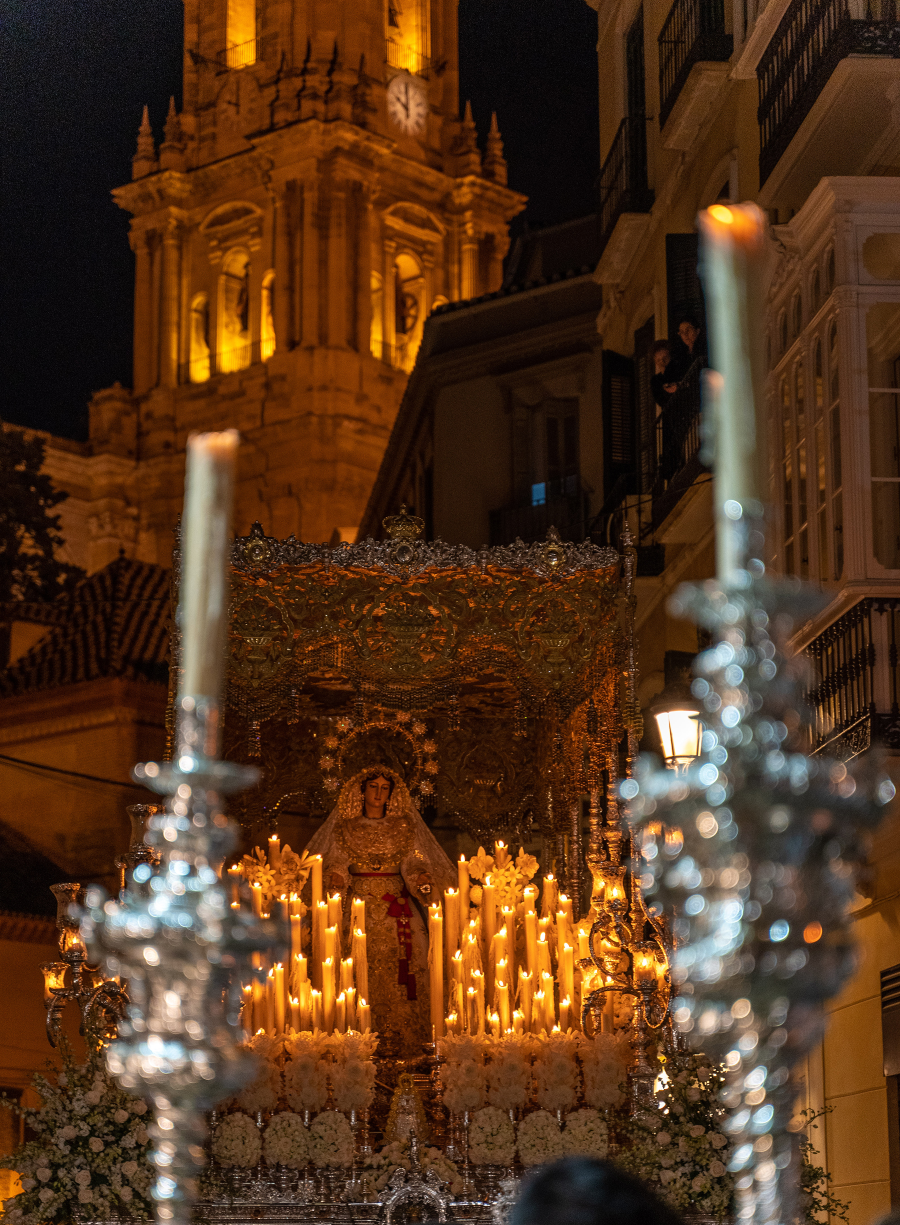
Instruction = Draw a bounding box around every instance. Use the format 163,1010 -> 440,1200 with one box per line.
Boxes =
179,339 -> 268,384
805,598 -> 900,759
758,0 -> 900,192
386,40 -> 431,77
218,38 -> 258,69
658,0 -> 732,131
651,358 -> 707,528
595,117 -> 654,281
489,477 -> 590,547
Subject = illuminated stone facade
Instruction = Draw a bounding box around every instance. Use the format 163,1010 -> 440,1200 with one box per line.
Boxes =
46,0 -> 524,566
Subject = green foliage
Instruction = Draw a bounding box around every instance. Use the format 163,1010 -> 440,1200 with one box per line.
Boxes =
615,1048 -> 734,1219
0,1038 -> 154,1224
796,1107 -> 849,1225
0,424 -> 84,606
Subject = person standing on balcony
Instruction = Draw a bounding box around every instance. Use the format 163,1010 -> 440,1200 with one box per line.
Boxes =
659,316 -> 706,482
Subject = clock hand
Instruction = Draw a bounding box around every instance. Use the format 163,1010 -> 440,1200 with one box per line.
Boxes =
402,83 -> 410,116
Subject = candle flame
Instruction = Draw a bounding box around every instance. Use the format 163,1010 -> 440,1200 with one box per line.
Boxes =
708,203 -> 734,224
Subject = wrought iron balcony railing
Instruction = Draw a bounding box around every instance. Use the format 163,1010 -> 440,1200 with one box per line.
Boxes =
658,0 -> 733,127
489,477 -> 589,547
386,40 -> 432,77
598,116 -> 655,256
179,339 -> 266,384
758,0 -> 900,186
218,38 -> 258,69
806,597 -> 900,760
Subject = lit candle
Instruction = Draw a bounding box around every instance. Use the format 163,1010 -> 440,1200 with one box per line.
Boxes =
289,892 -> 303,919
559,996 -> 570,1032
560,944 -> 575,1024
458,856 -> 470,936
336,991 -> 347,1033
291,953 -> 308,997
274,962 -> 285,1034
472,968 -> 486,1035
496,977 -> 510,1032
268,834 -> 281,868
577,926 -> 590,964
698,201 -> 768,584
241,984 -> 253,1037
298,979 -> 312,1030
524,909 -> 538,978
491,928 -> 508,997
537,932 -> 552,980
444,889 -> 460,969
313,900 -> 327,989
250,882 -> 263,918
352,928 -> 368,1006
324,925 -> 337,969
327,894 -> 342,961
523,884 -> 538,910
489,1009 -> 500,1038
345,986 -> 357,1031
266,968 -> 276,1035
541,874 -> 557,920
512,1009 -> 524,1035
358,998 -> 371,1032
351,897 -> 366,934
462,929 -> 482,982
482,875 -> 497,997
532,990 -> 545,1034
290,915 -> 303,970
501,906 -> 516,985
428,904 -> 444,1041
252,977 -> 264,1033
558,893 -> 573,927
467,986 -> 477,1034
179,429 -> 239,702
541,972 -> 556,1031
451,951 -> 465,1024
322,957 -> 335,1032
311,988 -> 323,1031
227,865 -> 242,907
310,855 -> 323,911
290,995 -> 300,1033
518,967 -> 532,1032
340,957 -> 354,994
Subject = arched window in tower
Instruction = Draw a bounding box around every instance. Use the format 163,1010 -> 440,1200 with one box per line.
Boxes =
226,0 -> 257,67
261,270 -> 275,360
370,272 -> 384,360
393,252 -> 424,372
386,0 -> 431,74
189,293 -> 210,384
219,249 -> 251,373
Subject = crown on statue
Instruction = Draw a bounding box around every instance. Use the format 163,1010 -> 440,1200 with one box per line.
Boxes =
382,504 -> 425,542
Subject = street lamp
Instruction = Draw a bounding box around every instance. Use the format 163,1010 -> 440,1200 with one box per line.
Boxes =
652,686 -> 703,773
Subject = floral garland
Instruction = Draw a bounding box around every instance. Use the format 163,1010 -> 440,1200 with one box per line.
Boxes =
533,1032 -> 580,1114
616,1050 -> 732,1219
262,1113 -> 309,1169
516,1110 -> 564,1168
0,1044 -> 152,1224
211,1112 -> 262,1169
563,1109 -> 608,1159
308,1111 -> 355,1168
468,1107 -> 516,1166
361,1139 -> 462,1196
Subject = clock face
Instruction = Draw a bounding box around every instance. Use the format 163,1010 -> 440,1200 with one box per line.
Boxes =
386,74 -> 428,136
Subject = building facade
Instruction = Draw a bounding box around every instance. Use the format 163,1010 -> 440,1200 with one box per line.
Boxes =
36,0 -> 525,570
583,0 -> 900,1217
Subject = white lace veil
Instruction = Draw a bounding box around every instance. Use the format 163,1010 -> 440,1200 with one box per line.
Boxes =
304,765 -> 456,895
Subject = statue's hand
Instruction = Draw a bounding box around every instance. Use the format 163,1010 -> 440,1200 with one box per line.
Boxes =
414,873 -> 432,896
328,871 -> 348,891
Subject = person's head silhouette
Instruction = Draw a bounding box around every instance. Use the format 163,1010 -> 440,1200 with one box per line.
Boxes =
512,1157 -> 683,1225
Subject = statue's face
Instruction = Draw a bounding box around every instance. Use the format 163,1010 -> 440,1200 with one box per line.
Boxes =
363,775 -> 392,814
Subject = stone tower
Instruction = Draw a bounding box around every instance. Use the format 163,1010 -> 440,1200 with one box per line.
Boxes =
89,0 -> 525,560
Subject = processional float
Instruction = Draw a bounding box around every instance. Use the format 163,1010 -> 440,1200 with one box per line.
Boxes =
44,202 -> 890,1225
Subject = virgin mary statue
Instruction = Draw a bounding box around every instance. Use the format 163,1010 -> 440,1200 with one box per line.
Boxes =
304,766 -> 455,1057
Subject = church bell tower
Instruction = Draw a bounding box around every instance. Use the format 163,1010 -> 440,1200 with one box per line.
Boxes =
103,0 -> 525,555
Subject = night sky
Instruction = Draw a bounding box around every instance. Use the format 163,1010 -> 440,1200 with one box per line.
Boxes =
1,0 -> 599,441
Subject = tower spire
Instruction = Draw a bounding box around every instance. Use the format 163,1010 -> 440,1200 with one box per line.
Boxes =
132,105 -> 158,180
454,101 -> 482,176
482,112 -> 508,185
159,97 -> 186,170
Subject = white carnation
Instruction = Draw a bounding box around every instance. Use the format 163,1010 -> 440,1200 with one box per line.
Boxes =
517,1110 -> 564,1167
212,1112 -> 262,1168
263,1113 -> 310,1169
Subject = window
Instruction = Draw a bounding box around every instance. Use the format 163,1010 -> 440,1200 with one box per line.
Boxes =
778,310 -> 788,357
393,252 -> 424,372
814,341 -> 828,578
261,271 -> 275,360
370,272 -> 384,360
829,322 -> 843,579
218,249 -> 251,372
811,267 -> 821,314
791,291 -> 802,340
226,0 -> 257,66
868,302 -> 900,569
189,293 -> 210,383
781,376 -> 795,574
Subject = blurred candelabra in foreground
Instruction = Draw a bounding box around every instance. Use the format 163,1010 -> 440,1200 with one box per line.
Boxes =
623,204 -> 895,1225
82,431 -> 285,1225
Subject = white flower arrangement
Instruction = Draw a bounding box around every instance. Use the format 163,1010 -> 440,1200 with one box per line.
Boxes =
438,1034 -> 488,1114
284,1031 -> 330,1113
517,1110 -> 564,1168
579,1031 -> 630,1110
486,1034 -> 533,1111
533,1033 -> 580,1114
212,1112 -> 262,1169
563,1109 -> 608,1159
327,1031 -> 378,1113
0,1043 -> 152,1225
262,1112 -> 309,1168
361,1139 -> 463,1196
235,1033 -> 283,1112
468,1107 -> 516,1166
308,1111 -> 355,1168
616,1051 -> 733,1219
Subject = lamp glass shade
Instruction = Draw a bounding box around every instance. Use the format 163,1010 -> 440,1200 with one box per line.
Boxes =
655,708 -> 702,770
41,961 -> 68,999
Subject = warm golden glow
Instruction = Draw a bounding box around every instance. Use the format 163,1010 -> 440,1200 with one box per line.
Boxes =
654,708 -> 702,772
708,204 -> 734,225
41,961 -> 68,1000
261,270 -> 276,360
226,0 -> 256,65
